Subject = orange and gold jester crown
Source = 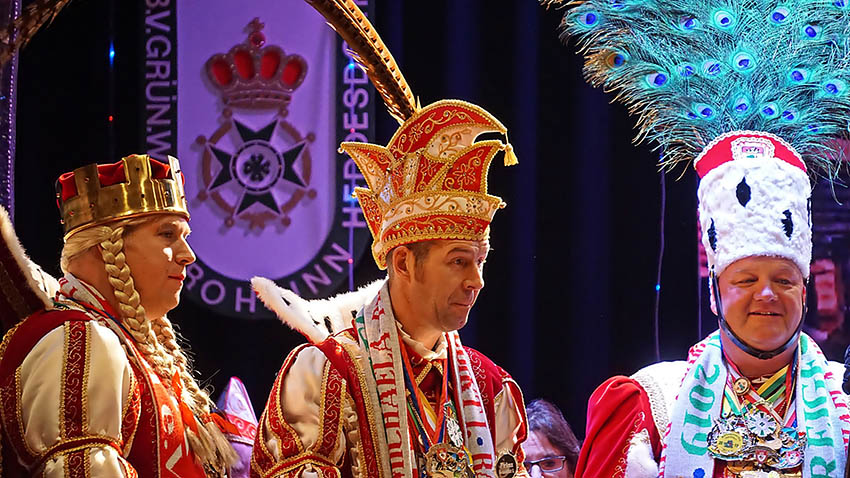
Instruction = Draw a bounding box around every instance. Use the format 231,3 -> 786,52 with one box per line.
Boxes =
343,100 -> 514,269
307,0 -> 517,269
56,154 -> 189,239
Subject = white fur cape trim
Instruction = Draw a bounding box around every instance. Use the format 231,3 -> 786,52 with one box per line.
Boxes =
251,276 -> 384,344
0,205 -> 56,311
623,429 -> 659,478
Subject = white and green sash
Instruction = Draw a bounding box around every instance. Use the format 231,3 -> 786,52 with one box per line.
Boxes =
660,331 -> 850,477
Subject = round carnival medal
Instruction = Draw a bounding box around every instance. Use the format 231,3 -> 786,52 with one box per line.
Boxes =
777,448 -> 804,468
709,431 -> 745,456
745,410 -> 778,438
734,377 -> 752,395
495,451 -> 518,478
739,472 -> 783,478
424,443 -> 474,478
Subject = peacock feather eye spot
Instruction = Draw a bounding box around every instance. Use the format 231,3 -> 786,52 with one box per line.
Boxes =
807,124 -> 820,133
614,54 -> 625,66
802,24 -> 822,39
835,0 -> 847,8
735,103 -> 749,113
769,7 -> 790,24
582,12 -> 599,26
791,70 -> 804,82
609,0 -> 626,8
759,102 -> 780,119
731,52 -> 755,72
693,102 -> 716,119
781,110 -> 796,121
712,10 -> 735,29
825,83 -> 839,94
645,72 -> 669,88
703,60 -> 723,77
679,64 -> 695,77
678,15 -> 701,32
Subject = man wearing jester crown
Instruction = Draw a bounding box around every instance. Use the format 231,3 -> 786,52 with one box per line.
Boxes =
0,155 -> 240,476
249,2 -> 527,478
549,0 -> 850,477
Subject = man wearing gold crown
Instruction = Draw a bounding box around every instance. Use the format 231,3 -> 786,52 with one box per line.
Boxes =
0,155 -> 238,476
248,3 -> 527,478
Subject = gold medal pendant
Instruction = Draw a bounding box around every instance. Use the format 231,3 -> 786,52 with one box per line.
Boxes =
495,451 -> 519,478
424,443 -> 475,478
733,377 -> 751,395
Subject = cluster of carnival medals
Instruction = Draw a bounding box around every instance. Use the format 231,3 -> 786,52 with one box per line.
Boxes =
401,344 -> 474,478
707,370 -> 805,478
419,403 -> 475,478
402,344 -> 519,478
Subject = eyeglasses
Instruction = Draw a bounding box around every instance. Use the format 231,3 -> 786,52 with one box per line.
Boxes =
523,455 -> 567,473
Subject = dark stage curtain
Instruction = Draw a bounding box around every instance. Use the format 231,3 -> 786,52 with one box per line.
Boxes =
15,0 -> 703,436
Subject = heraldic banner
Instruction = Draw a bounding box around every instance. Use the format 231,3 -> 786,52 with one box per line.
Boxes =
140,0 -> 374,319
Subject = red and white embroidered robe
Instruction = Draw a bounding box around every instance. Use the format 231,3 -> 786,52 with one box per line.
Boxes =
250,327 -> 527,478
0,304 -> 207,477
574,360 -> 848,478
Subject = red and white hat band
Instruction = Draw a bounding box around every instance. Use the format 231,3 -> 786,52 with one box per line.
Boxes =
696,131 -> 811,278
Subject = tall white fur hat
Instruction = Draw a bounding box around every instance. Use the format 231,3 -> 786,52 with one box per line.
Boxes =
695,131 -> 811,278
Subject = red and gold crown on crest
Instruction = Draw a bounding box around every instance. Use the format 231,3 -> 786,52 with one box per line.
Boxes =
342,99 -> 516,269
56,155 -> 189,239
205,18 -> 307,112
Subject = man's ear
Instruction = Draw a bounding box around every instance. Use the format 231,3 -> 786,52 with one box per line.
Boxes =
390,246 -> 414,283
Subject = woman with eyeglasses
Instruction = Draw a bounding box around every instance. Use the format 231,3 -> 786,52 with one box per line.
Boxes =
523,400 -> 580,478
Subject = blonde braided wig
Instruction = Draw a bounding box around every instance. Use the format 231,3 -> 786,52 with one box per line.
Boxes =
61,215 -> 237,470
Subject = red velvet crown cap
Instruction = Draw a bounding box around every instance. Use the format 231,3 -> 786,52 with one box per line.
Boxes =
57,158 -> 177,202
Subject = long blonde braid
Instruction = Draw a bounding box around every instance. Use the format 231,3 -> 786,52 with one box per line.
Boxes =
62,216 -> 237,469
98,223 -> 177,379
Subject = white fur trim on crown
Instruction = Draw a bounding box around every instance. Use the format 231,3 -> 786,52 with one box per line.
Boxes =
0,205 -> 57,308
698,156 -> 811,278
251,277 -> 384,344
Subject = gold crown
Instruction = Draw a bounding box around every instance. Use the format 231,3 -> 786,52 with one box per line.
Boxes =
57,155 -> 190,239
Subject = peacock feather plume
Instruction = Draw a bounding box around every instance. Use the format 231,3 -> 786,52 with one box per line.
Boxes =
548,0 -> 850,177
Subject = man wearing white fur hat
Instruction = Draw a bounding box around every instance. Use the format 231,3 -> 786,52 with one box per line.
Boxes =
573,132 -> 850,478
249,2 -> 528,477
549,0 -> 850,474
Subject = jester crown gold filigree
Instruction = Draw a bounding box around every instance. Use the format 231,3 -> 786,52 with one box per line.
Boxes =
56,155 -> 189,239
341,99 -> 515,269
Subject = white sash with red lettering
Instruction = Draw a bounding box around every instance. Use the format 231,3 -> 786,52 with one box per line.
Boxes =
353,283 -> 496,478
